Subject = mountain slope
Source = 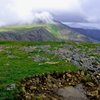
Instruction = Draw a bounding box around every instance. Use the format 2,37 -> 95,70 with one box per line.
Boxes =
55,22 -> 93,42
72,28 -> 100,41
0,27 -> 58,41
0,22 -> 95,42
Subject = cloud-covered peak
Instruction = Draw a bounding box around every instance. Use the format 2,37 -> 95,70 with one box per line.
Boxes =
0,0 -> 100,26
32,12 -> 54,24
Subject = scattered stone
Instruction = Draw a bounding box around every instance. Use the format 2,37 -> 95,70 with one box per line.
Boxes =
0,46 -> 6,52
45,62 -> 59,65
86,82 -> 95,87
6,51 -> 12,55
2,43 -> 100,99
33,55 -> 50,62
6,84 -> 16,91
7,55 -> 14,59
21,46 -> 36,53
50,46 -> 100,83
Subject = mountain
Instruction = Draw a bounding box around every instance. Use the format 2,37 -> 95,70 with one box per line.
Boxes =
0,27 -> 57,41
0,21 -> 96,42
55,21 -> 94,42
63,22 -> 100,42
71,28 -> 100,41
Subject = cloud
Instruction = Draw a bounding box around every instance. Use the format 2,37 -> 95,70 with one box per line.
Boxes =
33,12 -> 54,24
0,0 -> 55,26
0,0 -> 100,26
56,0 -> 100,23
80,0 -> 100,23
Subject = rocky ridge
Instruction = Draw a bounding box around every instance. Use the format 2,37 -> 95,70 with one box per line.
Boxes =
0,23 -> 96,42
16,70 -> 100,100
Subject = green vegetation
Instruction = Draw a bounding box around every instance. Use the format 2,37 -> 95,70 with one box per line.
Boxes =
0,24 -> 48,32
0,41 -> 100,99
0,41 -> 79,99
47,24 -> 60,36
0,24 -> 59,33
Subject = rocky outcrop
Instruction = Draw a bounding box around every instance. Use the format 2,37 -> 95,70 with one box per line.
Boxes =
16,70 -> 100,100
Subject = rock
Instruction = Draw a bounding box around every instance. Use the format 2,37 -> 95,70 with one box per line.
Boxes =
45,62 -> 59,65
7,55 -> 14,58
81,70 -> 85,76
21,87 -> 26,93
66,73 -> 72,78
33,55 -> 50,62
16,70 -> 100,99
21,46 -> 36,53
57,85 -> 88,100
86,82 -> 95,87
75,84 -> 86,93
30,86 -> 36,90
6,51 -> 12,55
87,90 -> 99,97
6,84 -> 16,91
25,93 -> 31,100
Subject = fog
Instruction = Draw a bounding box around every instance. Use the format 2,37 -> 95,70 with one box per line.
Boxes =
0,0 -> 100,26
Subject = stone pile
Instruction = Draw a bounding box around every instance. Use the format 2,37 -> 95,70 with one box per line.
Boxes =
50,47 -> 100,84
16,70 -> 100,100
30,44 -> 100,84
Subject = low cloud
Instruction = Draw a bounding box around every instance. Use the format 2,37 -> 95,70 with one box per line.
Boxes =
0,0 -> 55,26
80,0 -> 100,23
0,10 -> 54,26
0,0 -> 100,26
32,12 -> 54,24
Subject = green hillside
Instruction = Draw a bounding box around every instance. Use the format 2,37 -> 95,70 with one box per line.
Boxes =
0,41 -> 79,99
0,24 -> 47,32
0,23 -> 92,42
0,24 -> 60,36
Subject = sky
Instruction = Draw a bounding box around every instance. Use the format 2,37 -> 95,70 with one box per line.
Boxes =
0,0 -> 100,26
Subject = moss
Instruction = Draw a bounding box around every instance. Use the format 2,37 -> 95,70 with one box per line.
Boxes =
82,75 -> 94,82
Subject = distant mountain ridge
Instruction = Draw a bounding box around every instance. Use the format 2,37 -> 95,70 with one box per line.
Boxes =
0,27 -> 58,41
0,21 -> 97,42
63,22 -> 100,41
71,28 -> 100,41
55,21 -> 94,42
